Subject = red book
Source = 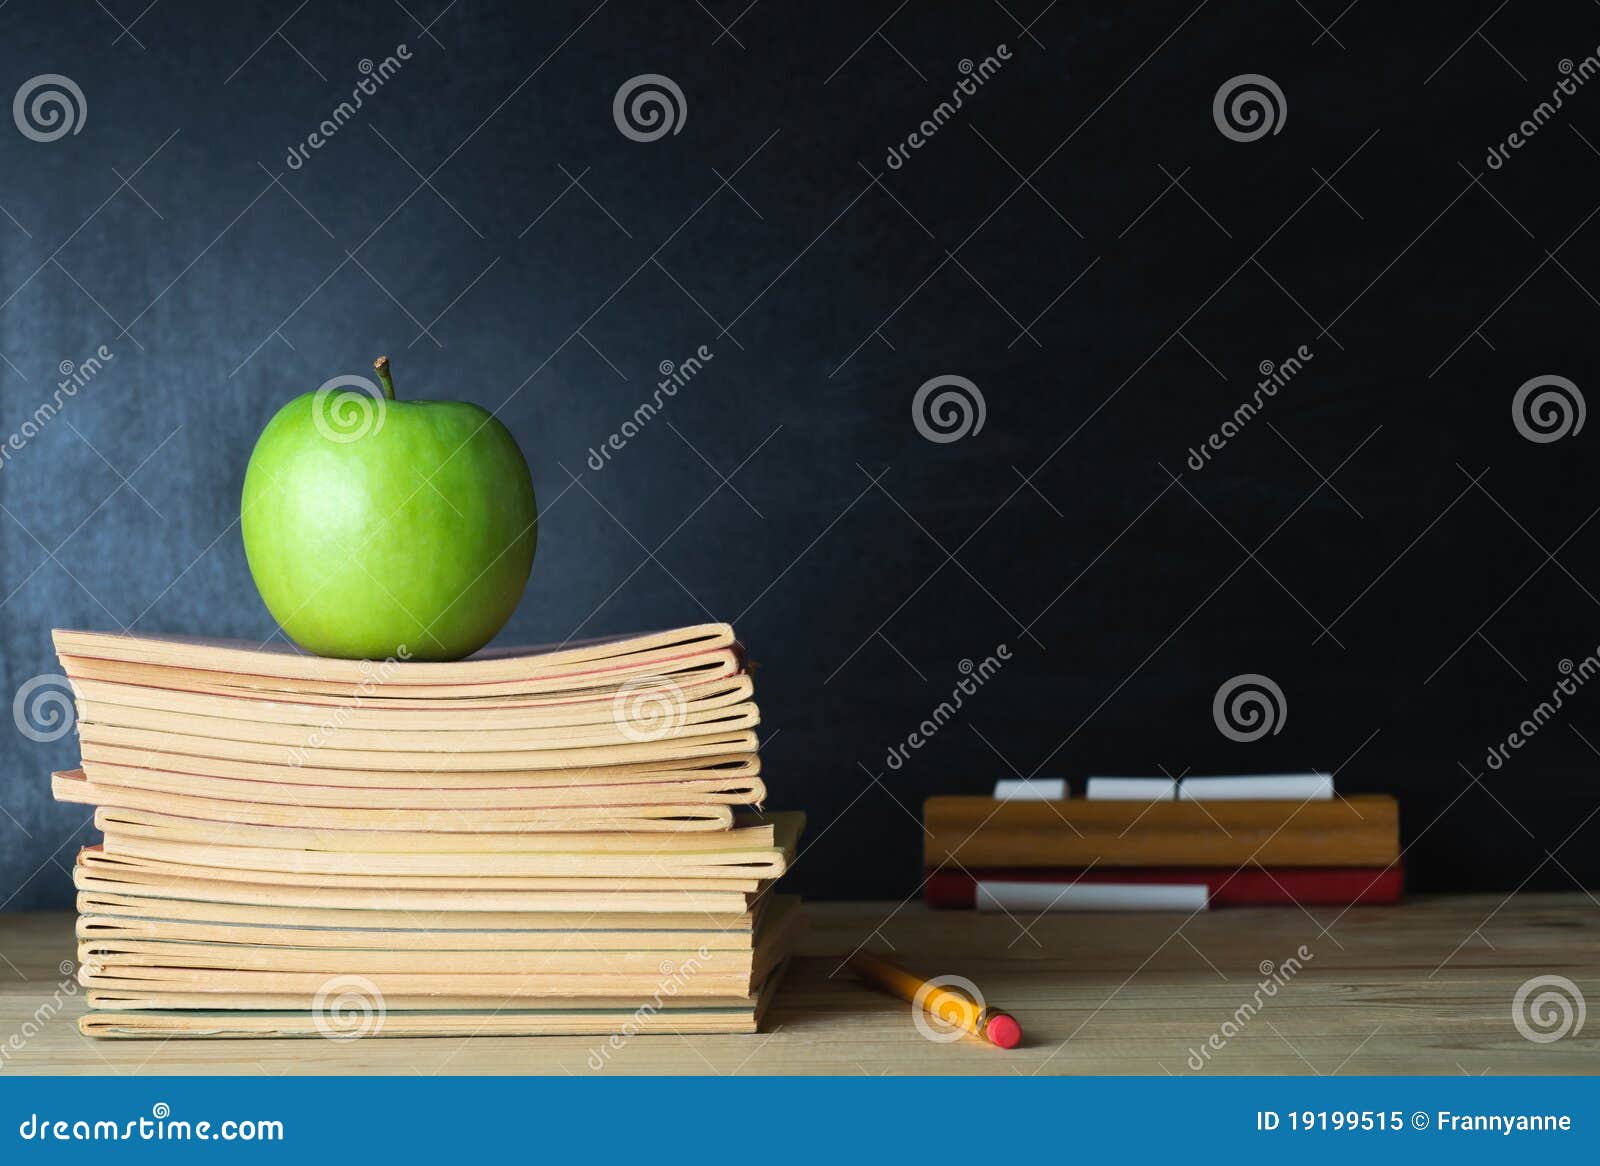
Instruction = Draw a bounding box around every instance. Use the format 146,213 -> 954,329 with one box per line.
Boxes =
925,865 -> 1403,908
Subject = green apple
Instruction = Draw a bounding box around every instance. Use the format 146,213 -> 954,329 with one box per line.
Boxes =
241,357 -> 537,661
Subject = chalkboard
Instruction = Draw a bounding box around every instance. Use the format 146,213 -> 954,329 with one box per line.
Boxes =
1,1 -> 1596,906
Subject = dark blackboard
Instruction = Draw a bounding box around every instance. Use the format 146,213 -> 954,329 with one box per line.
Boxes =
2,1 -> 1598,907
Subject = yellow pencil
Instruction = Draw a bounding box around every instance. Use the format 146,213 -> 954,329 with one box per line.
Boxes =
846,950 -> 1021,1048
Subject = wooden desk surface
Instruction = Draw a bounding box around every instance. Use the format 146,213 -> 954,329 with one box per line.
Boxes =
2,895 -> 1594,1075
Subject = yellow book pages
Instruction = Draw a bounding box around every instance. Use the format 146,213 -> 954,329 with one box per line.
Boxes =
73,871 -> 757,914
78,962 -> 793,1037
62,768 -> 765,818
69,672 -> 752,726
93,833 -> 787,879
92,806 -> 774,850
58,772 -> 738,832
75,900 -> 799,1001
75,849 -> 764,897
80,1008 -> 761,1038
77,894 -> 792,951
75,723 -> 759,771
54,624 -> 736,686
80,941 -> 759,977
85,989 -> 760,1011
73,696 -> 760,752
79,966 -> 759,997
78,743 -> 760,789
91,810 -> 802,876
76,889 -> 759,932
91,804 -> 777,852
60,647 -> 744,701
76,916 -> 761,952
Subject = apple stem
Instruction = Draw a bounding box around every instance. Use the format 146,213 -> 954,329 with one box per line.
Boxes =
373,355 -> 396,400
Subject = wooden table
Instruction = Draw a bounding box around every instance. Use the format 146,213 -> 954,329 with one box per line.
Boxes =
2,895 -> 1594,1074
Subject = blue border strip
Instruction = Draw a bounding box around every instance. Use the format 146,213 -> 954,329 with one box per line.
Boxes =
1,1077 -> 1595,1161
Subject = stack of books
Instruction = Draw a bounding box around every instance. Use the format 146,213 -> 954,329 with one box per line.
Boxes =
49,624 -> 801,1039
925,773 -> 1401,910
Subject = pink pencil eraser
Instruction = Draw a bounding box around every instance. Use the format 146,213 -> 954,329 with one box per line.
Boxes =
985,1013 -> 1022,1049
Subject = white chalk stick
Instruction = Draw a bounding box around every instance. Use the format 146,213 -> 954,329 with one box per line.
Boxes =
1086,776 -> 1177,801
1177,773 -> 1334,801
976,881 -> 1209,913
992,777 -> 1067,801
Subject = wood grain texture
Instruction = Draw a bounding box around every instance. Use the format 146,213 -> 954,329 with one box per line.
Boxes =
924,796 -> 1400,867
1,895 -> 1595,1075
